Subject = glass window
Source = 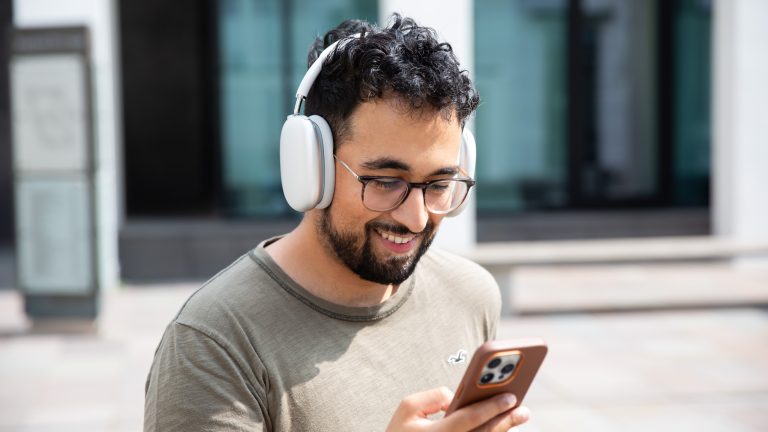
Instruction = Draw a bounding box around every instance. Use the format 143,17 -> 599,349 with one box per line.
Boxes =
672,0 -> 711,205
474,0 -> 568,212
475,0 -> 710,213
218,0 -> 377,217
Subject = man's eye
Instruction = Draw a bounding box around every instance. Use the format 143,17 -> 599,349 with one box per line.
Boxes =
429,181 -> 456,193
370,179 -> 403,191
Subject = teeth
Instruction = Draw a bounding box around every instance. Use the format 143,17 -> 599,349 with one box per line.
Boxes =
377,229 -> 414,244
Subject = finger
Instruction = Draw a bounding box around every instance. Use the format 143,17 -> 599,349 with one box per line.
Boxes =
474,405 -> 531,432
397,386 -> 455,418
510,406 -> 531,426
440,393 -> 517,431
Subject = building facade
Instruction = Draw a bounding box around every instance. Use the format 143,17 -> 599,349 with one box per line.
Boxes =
121,0 -> 712,220
1,0 -> 766,284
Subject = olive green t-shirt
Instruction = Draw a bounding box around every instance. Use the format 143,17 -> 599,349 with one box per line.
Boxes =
144,238 -> 500,431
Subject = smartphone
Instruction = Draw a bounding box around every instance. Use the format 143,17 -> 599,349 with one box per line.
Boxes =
446,338 -> 548,415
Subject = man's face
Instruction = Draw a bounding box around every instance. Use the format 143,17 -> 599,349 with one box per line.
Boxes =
315,98 -> 463,285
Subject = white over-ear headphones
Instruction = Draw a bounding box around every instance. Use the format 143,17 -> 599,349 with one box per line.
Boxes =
280,34 -> 476,216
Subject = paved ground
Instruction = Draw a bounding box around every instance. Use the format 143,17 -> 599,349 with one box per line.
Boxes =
0,263 -> 767,431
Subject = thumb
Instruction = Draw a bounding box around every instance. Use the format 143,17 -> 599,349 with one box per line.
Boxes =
398,387 -> 455,418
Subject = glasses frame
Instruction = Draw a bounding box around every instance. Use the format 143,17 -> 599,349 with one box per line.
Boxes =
334,155 -> 476,214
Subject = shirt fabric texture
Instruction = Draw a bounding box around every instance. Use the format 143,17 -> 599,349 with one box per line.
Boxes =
144,237 -> 501,431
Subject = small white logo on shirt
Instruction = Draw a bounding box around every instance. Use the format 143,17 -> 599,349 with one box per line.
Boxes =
447,349 -> 467,365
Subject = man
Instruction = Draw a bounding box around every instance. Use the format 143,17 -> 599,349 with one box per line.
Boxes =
145,15 -> 531,431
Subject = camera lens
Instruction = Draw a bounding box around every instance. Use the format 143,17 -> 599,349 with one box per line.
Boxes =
480,373 -> 495,384
501,363 -> 515,374
487,358 -> 502,369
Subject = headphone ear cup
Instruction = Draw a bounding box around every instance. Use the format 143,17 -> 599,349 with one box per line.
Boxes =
446,129 -> 476,217
280,115 -> 335,211
309,115 -> 335,209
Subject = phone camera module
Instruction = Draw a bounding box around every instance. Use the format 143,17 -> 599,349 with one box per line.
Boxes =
480,373 -> 495,384
501,363 -> 516,374
487,358 -> 502,369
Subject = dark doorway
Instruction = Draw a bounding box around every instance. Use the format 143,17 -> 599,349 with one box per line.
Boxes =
0,1 -> 14,243
566,0 -> 711,209
120,0 -> 219,215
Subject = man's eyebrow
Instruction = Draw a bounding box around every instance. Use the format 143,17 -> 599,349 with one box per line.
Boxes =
361,158 -> 411,172
430,166 -> 460,176
360,158 -> 460,177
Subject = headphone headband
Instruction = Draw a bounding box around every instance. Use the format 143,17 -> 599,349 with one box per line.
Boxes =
294,33 -> 362,114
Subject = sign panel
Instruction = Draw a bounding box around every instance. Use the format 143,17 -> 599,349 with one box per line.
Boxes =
11,54 -> 89,172
15,176 -> 93,294
10,27 -> 97,311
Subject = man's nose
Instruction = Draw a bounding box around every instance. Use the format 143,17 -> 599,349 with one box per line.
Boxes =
389,187 -> 429,234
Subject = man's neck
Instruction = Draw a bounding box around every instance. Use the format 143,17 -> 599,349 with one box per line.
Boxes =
264,220 -> 397,308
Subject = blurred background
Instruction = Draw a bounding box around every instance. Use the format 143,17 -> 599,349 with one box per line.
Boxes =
0,0 -> 767,431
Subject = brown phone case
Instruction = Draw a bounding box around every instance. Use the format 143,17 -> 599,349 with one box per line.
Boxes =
445,338 -> 548,415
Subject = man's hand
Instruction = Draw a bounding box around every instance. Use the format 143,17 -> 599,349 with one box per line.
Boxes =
386,387 -> 531,431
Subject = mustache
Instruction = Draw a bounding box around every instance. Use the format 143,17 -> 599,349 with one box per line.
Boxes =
367,221 -> 435,236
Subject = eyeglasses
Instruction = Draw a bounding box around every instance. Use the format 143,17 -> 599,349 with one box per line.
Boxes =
334,155 -> 476,214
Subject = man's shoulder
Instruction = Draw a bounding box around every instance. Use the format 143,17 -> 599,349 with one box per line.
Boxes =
172,249 -> 284,332
418,247 -> 500,302
420,247 -> 497,284
414,247 -> 501,339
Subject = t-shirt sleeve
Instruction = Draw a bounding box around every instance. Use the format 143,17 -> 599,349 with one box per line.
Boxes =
144,321 -> 270,432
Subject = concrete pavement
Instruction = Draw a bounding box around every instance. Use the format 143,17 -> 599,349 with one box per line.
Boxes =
1,262 -> 767,431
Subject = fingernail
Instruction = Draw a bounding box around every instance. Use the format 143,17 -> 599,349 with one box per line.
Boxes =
503,394 -> 517,406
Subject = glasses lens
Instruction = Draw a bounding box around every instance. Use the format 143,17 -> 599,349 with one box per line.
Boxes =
425,180 -> 469,213
363,178 -> 409,211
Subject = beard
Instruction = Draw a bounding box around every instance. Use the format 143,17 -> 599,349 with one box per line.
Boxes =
317,208 -> 436,285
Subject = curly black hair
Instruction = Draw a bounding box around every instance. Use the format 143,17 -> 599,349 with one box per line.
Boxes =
304,14 -> 480,148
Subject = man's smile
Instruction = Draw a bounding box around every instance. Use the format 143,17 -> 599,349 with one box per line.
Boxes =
375,228 -> 417,245
373,227 -> 421,254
